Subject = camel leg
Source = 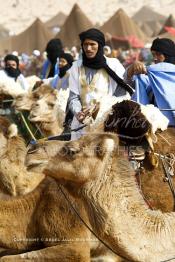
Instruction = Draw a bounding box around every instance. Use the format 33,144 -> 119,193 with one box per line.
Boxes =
0,243 -> 90,262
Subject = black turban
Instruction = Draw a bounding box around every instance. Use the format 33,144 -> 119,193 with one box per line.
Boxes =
4,54 -> 19,67
151,38 -> 175,56
79,28 -> 105,47
46,38 -> 63,77
59,53 -> 74,78
60,53 -> 74,66
46,38 -> 63,53
46,38 -> 63,65
78,28 -> 134,96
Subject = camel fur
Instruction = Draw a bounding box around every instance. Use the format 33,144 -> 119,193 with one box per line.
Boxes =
0,117 -> 121,262
26,132 -> 175,262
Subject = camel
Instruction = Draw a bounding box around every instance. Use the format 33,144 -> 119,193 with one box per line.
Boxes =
0,117 -> 44,197
104,100 -> 175,212
25,96 -> 175,212
0,117 -> 120,262
28,84 -> 67,137
0,116 -> 90,261
26,132 -> 175,262
13,84 -> 68,137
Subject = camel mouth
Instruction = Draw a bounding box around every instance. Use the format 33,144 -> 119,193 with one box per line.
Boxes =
28,113 -> 37,120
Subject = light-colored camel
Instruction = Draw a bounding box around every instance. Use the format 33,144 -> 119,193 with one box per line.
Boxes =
0,117 -> 44,197
13,84 -> 68,137
0,117 -> 120,262
28,84 -> 66,137
26,132 -> 175,262
0,116 -> 90,261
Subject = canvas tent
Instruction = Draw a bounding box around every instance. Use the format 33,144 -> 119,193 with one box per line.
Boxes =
133,6 -> 166,37
45,12 -> 67,30
158,14 -> 175,35
0,25 -> 9,39
56,3 -> 93,48
133,6 -> 165,24
100,8 -> 147,49
141,23 -> 153,37
0,18 -> 53,55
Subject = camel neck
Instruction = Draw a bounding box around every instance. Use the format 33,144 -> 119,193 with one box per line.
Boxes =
80,153 -> 175,262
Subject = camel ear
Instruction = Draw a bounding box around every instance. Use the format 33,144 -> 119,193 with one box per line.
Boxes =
96,137 -> 115,158
8,124 -> 18,138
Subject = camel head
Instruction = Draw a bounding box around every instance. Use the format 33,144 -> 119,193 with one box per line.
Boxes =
12,82 -> 41,111
12,91 -> 35,111
26,133 -> 118,184
28,84 -> 62,123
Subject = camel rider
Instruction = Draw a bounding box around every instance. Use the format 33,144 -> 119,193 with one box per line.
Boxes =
68,28 -> 133,140
0,54 -> 29,91
129,38 -> 175,126
35,52 -> 74,90
41,38 -> 63,79
43,52 -> 74,90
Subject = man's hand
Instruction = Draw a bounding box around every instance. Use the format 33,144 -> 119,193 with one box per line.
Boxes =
76,108 -> 90,123
127,61 -> 147,80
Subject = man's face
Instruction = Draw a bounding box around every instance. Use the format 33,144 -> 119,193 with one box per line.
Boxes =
151,51 -> 165,64
82,39 -> 99,59
59,58 -> 68,68
6,60 -> 17,69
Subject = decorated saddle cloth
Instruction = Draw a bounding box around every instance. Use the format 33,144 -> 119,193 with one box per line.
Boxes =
132,62 -> 175,126
71,67 -> 110,140
79,66 -> 109,108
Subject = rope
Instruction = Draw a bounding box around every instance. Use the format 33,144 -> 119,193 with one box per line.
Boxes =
19,112 -> 36,141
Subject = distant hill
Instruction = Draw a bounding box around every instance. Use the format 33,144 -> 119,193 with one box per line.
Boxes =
0,0 -> 174,34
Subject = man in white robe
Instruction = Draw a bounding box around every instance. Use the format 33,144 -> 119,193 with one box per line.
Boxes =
68,28 -> 132,140
0,54 -> 29,91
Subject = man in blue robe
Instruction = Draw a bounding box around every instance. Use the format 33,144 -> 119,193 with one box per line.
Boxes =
130,38 -> 175,126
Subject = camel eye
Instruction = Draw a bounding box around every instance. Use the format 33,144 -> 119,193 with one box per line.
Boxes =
17,95 -> 23,100
60,145 -> 80,158
48,103 -> 54,108
33,93 -> 39,99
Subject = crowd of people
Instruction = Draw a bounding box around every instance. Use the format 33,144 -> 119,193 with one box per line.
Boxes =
0,27 -> 174,141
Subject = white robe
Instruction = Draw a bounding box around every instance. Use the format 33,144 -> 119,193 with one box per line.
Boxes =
69,57 -> 130,140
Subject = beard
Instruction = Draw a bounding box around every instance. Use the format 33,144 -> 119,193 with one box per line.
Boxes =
5,67 -> 21,80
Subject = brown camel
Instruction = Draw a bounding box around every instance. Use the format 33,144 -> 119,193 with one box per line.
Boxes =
26,132 -> 175,262
0,117 -> 121,262
104,100 -> 175,212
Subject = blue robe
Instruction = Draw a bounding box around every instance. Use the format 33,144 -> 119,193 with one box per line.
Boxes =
132,62 -> 175,126
41,59 -> 59,79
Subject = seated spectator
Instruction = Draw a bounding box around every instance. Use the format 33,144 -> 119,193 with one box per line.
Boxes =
0,54 -> 29,91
